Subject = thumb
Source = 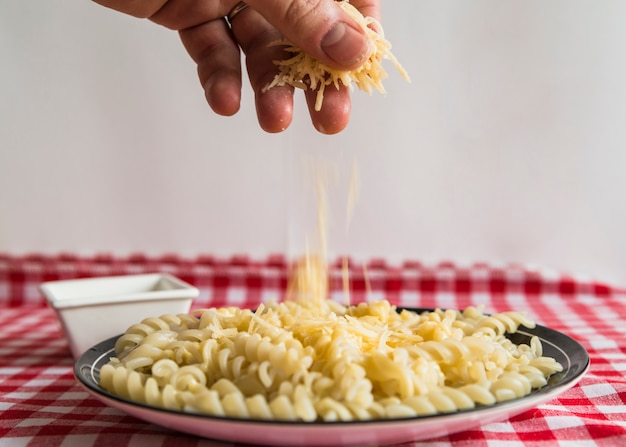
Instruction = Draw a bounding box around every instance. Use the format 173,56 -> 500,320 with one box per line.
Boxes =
245,0 -> 372,70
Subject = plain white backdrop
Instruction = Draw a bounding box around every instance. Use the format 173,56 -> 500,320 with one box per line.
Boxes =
2,1 -> 626,285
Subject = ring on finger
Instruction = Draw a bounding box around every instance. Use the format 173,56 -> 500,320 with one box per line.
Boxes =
226,2 -> 249,26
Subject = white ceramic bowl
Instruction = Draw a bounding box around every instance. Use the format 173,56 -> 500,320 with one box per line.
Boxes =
40,273 -> 199,359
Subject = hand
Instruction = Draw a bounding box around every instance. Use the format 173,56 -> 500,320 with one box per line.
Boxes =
92,0 -> 380,134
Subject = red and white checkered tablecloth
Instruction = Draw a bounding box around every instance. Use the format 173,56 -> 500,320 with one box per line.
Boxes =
1,253 -> 625,446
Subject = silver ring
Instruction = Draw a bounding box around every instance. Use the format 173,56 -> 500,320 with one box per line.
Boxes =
227,2 -> 249,26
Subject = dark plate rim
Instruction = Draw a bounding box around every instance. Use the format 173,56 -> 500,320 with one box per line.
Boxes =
75,307 -> 590,426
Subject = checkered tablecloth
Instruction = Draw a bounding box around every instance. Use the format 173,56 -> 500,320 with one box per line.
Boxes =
1,253 -> 625,446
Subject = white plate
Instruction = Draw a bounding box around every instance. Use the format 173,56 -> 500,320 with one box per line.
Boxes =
74,309 -> 589,446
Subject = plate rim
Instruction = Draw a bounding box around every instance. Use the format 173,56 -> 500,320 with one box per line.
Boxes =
74,307 -> 590,428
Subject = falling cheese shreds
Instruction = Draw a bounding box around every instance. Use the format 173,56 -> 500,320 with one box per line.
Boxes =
263,0 -> 411,111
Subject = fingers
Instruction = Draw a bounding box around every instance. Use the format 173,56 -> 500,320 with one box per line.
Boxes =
179,19 -> 242,117
230,5 -> 352,134
95,0 -> 243,116
228,6 -> 295,133
92,0 -> 381,133
304,86 -> 352,135
245,0 -> 373,71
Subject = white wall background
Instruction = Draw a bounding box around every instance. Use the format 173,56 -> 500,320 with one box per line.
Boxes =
2,1 -> 626,285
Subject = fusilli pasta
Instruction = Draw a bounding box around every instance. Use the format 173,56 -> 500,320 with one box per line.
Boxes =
99,298 -> 563,421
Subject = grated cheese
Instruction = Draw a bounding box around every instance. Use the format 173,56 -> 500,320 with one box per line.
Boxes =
263,0 -> 411,111
287,157 -> 359,307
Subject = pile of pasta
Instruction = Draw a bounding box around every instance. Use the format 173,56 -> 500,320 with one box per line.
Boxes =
99,298 -> 563,421
263,0 -> 410,111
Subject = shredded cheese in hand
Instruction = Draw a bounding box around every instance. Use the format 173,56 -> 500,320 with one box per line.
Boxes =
263,0 -> 411,111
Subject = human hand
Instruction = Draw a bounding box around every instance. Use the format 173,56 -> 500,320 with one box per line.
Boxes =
92,0 -> 380,134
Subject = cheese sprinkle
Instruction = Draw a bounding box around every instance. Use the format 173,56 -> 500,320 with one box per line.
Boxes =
263,0 -> 411,111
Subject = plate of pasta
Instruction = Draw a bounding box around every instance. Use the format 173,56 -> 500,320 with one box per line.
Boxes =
74,301 -> 589,446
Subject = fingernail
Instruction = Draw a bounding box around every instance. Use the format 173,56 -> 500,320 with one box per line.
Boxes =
321,22 -> 370,68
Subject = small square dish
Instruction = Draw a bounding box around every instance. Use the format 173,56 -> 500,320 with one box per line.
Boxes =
40,273 -> 199,359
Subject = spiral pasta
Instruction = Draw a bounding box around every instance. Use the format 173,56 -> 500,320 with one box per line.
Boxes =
96,111 -> 564,421
99,297 -> 563,422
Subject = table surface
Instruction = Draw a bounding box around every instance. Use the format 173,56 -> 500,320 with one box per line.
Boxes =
1,254 -> 625,446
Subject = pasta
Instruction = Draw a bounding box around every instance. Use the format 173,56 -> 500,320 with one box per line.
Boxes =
95,48 -> 566,419
263,0 -> 411,111
99,291 -> 563,421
